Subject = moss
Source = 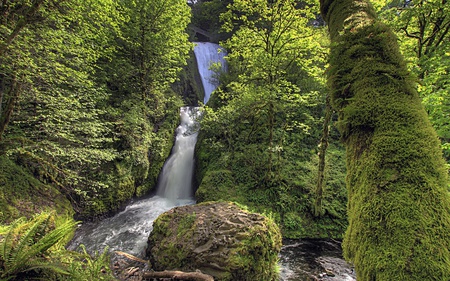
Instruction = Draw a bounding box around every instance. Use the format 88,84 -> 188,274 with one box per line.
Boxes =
195,142 -> 348,239
195,169 -> 235,201
323,1 -> 450,279
227,215 -> 282,281
0,155 -> 73,224
177,213 -> 196,238
148,202 -> 282,281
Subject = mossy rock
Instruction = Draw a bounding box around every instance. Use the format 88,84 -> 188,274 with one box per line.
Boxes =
146,201 -> 282,281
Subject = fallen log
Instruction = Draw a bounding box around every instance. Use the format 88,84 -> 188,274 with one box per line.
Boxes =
142,270 -> 214,281
115,251 -> 148,264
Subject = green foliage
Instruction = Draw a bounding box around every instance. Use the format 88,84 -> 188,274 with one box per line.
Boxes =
0,212 -> 77,280
0,155 -> 73,224
321,0 -> 450,279
195,0 -> 347,238
65,245 -> 115,281
0,212 -> 115,281
376,0 -> 450,164
0,0 -> 192,218
190,0 -> 233,42
1,0 -> 122,216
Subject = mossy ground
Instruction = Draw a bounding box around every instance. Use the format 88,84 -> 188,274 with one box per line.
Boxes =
0,155 -> 73,224
195,138 -> 348,239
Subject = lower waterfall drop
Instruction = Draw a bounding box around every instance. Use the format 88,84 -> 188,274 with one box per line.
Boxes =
67,42 -> 226,258
156,107 -> 199,201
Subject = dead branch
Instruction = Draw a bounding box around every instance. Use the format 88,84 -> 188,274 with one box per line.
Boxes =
142,270 -> 214,281
114,251 -> 149,264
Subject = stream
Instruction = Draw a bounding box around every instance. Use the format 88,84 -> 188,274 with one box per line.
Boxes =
68,42 -> 355,281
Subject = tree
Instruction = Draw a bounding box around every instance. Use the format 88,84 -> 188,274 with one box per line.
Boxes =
319,0 -> 450,279
378,0 -> 450,162
219,0 -> 326,181
1,0 -> 121,214
102,0 -> 191,198
197,0 -> 349,238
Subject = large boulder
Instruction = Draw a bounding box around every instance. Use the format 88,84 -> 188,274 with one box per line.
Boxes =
146,201 -> 282,281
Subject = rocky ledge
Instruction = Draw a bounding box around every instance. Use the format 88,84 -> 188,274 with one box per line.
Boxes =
146,201 -> 282,281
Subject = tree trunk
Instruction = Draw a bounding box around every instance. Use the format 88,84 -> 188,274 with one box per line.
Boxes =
319,0 -> 450,280
142,270 -> 214,281
0,77 -> 20,141
314,94 -> 332,217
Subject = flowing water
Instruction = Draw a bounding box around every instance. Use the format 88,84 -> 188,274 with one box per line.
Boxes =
68,42 -> 226,257
68,42 -> 355,280
67,107 -> 199,257
193,42 -> 227,104
279,239 -> 355,281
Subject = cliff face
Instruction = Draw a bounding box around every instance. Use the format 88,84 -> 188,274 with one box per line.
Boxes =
146,201 -> 282,281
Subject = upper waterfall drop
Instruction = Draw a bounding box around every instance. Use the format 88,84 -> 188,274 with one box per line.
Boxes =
193,42 -> 227,104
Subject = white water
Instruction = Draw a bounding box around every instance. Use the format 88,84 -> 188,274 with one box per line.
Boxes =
156,107 -> 199,201
68,43 -> 223,257
67,106 -> 199,256
193,42 -> 227,104
67,197 -> 194,256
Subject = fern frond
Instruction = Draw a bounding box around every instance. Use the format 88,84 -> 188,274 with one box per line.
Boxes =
0,217 -> 26,266
8,213 -> 50,265
8,218 -> 77,276
0,212 -> 77,279
24,260 -> 70,276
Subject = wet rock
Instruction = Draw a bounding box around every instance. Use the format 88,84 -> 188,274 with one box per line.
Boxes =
146,201 -> 282,281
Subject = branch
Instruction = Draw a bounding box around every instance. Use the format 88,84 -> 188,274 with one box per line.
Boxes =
142,270 -> 214,281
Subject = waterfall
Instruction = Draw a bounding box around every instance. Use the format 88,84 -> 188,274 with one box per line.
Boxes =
154,42 -> 226,199
68,42 -> 226,257
193,42 -> 227,104
156,106 -> 199,200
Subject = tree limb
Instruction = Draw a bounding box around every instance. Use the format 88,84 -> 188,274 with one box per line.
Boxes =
142,270 -> 214,281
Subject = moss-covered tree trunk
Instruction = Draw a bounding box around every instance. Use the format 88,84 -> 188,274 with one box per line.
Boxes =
319,0 -> 450,280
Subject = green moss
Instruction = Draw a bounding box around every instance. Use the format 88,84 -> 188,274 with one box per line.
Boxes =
148,202 -> 282,281
323,1 -> 450,279
195,169 -> 235,201
0,156 -> 73,224
177,213 -> 196,238
227,214 -> 282,281
195,140 -> 348,239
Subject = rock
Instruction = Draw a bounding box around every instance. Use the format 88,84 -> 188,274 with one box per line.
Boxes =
146,201 -> 282,281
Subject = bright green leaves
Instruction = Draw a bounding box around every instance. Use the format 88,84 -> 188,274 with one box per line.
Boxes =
196,0 -> 348,237
103,0 -> 191,205
118,0 -> 192,94
222,0 -> 323,85
2,0 -> 120,208
0,0 -> 192,218
377,0 -> 450,163
0,212 -> 78,279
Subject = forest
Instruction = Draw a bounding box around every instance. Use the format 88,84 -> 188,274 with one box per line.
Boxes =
0,0 -> 449,280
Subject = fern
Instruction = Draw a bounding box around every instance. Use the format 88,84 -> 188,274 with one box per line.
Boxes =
0,211 -> 78,279
65,245 -> 115,281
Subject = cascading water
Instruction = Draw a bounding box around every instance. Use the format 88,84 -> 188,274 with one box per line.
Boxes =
67,107 -> 200,256
156,106 -> 199,201
67,42 -> 226,257
67,42 -> 355,280
193,42 -> 227,104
